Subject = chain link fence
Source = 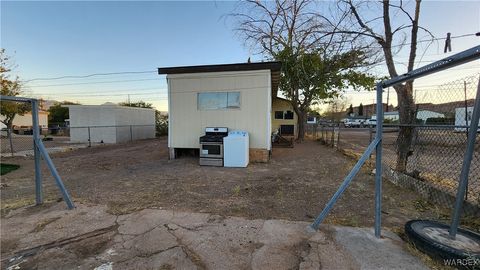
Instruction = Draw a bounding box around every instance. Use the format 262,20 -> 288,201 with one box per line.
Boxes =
1,122 -> 156,156
307,74 -> 480,217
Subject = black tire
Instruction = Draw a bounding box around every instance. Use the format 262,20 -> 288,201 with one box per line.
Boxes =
405,220 -> 480,266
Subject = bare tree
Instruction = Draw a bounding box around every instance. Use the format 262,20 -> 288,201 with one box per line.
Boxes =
322,96 -> 349,122
330,0 -> 433,172
231,0 -> 376,140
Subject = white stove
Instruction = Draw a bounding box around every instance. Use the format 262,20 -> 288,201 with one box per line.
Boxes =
199,127 -> 228,166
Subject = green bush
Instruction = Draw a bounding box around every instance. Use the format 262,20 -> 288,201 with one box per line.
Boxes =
383,118 -> 398,124
425,117 -> 455,125
156,111 -> 168,137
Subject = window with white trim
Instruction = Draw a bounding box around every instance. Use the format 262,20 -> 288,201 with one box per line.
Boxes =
197,92 -> 241,110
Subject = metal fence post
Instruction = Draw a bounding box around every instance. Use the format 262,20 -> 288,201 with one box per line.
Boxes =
31,99 -> 43,205
36,141 -> 75,209
88,127 -> 91,147
130,125 -> 133,141
331,126 -> 335,147
449,78 -> 480,238
374,83 -> 384,238
7,128 -> 14,156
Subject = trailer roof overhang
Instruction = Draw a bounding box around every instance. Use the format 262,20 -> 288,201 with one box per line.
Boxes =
158,61 -> 282,97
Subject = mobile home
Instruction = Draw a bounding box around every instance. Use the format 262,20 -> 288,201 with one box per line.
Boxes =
159,61 -> 294,162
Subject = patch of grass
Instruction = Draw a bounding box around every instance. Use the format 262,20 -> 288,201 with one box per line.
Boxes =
232,185 -> 241,196
338,148 -> 375,169
1,196 -> 61,217
275,190 -> 284,200
412,199 -> 434,212
1,197 -> 36,216
30,217 -> 61,233
1,163 -> 20,175
106,201 -> 144,215
461,215 -> 480,233
326,215 -> 361,227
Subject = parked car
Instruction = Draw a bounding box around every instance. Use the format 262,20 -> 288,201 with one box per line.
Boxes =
365,119 -> 377,127
344,119 -> 366,128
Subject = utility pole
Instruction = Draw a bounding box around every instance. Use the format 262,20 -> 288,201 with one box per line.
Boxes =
128,94 -> 131,106
386,88 -> 390,112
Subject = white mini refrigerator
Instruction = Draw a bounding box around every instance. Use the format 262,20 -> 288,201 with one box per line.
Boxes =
223,131 -> 249,167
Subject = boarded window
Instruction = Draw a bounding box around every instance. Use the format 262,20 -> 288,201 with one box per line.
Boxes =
280,125 -> 294,135
285,111 -> 294,119
274,111 -> 284,119
198,92 -> 240,110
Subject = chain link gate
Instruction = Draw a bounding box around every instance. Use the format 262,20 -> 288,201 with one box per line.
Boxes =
310,45 -> 480,241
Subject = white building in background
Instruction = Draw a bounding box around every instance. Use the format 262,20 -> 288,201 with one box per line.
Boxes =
65,103 -> 155,144
0,111 -> 49,131
372,111 -> 399,122
455,106 -> 480,132
371,110 -> 444,123
416,110 -> 444,122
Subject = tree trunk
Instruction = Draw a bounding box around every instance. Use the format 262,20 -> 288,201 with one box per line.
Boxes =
394,82 -> 416,172
296,110 -> 307,141
6,119 -> 15,156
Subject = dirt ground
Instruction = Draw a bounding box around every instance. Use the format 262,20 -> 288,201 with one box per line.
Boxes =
1,137 -> 454,230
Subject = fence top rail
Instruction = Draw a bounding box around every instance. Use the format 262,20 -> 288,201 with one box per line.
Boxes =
380,45 -> 480,88
0,95 -> 37,102
69,124 -> 155,128
316,123 -> 477,129
382,124 -> 479,128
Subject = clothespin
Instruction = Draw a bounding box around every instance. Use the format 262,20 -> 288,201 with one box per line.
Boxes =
444,32 -> 452,53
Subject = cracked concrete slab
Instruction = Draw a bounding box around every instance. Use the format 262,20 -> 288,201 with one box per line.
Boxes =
1,203 -> 428,270
334,226 -> 429,270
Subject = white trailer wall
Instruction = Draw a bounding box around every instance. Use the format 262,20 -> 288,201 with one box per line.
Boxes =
167,70 -> 271,150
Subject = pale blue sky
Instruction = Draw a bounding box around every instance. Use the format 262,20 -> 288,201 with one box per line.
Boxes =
1,1 -> 479,111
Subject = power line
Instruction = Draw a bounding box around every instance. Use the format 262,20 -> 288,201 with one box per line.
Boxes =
32,85 -> 273,97
34,91 -> 166,97
31,86 -> 166,95
368,33 -> 478,50
23,70 -> 157,82
25,78 -> 161,88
